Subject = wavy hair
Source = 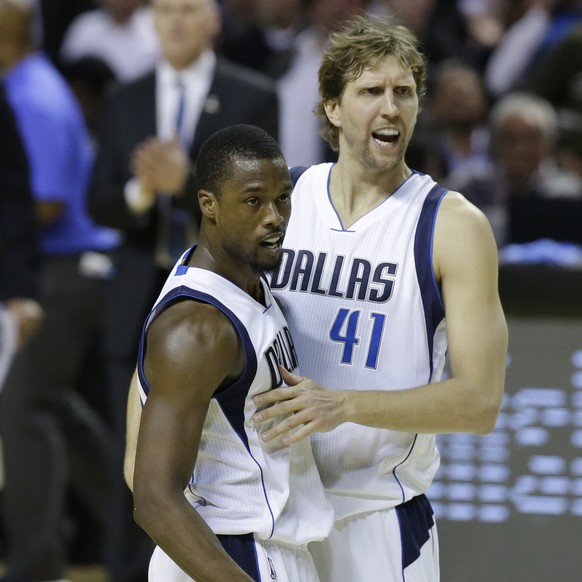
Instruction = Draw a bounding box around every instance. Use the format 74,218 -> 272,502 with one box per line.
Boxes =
315,15 -> 427,151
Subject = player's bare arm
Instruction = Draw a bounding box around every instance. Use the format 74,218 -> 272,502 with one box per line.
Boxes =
254,192 -> 508,444
133,299 -> 254,582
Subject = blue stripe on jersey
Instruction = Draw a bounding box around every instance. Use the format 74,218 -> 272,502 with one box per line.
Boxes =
413,184 -> 447,381
289,165 -> 309,186
392,434 -> 419,504
136,286 -> 258,451
396,493 -> 435,571
216,533 -> 261,581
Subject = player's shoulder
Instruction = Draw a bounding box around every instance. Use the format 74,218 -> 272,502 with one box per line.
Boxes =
438,189 -> 492,233
145,298 -> 244,393
149,299 -> 240,360
290,162 -> 333,188
434,189 -> 498,272
289,165 -> 310,186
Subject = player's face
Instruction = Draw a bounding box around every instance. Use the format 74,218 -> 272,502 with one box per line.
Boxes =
153,0 -> 219,69
326,55 -> 419,174
216,157 -> 292,274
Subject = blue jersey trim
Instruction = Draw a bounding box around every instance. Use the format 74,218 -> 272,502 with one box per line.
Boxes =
289,165 -> 309,186
396,494 -> 435,572
216,533 -> 261,580
392,434 -> 419,503
413,184 -> 447,382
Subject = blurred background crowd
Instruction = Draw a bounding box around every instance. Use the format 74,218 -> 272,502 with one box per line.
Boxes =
0,1 -> 581,582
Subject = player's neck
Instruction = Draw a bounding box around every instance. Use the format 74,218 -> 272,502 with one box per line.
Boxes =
187,242 -> 262,300
329,160 -> 411,227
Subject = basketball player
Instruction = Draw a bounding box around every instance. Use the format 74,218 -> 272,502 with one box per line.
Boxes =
131,124 -> 333,581
251,15 -> 509,582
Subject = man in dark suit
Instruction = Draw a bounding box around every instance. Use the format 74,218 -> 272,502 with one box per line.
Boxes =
88,1 -> 279,579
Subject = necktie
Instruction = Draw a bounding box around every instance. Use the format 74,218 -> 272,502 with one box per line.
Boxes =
155,78 -> 197,270
174,79 -> 187,146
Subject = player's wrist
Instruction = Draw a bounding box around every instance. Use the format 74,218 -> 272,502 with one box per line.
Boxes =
341,390 -> 359,425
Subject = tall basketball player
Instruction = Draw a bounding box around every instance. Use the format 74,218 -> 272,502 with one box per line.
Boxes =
131,124 -> 333,581
252,15 -> 508,582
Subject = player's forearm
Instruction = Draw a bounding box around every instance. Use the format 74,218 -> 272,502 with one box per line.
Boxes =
255,356 -> 505,444
344,374 -> 503,435
133,488 -> 253,582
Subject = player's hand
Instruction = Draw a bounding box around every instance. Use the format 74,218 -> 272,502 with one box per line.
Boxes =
252,367 -> 349,445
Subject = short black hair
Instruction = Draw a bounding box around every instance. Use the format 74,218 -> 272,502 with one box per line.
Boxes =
195,124 -> 284,195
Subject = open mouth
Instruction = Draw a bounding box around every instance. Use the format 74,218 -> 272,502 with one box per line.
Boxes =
260,233 -> 284,251
372,128 -> 399,147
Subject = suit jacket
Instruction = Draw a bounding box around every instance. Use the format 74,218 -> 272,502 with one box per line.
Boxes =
88,57 -> 279,359
0,82 -> 40,301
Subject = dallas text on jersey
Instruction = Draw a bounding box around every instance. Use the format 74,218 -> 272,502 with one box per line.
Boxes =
264,326 -> 298,390
271,249 -> 398,303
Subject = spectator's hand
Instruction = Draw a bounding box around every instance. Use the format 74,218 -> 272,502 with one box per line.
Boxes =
5,298 -> 44,349
131,136 -> 189,196
252,367 -> 349,445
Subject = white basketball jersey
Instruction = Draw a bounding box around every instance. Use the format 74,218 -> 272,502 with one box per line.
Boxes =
136,248 -> 334,545
271,163 -> 448,520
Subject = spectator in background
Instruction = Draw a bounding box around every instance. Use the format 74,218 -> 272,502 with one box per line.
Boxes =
457,0 -> 505,52
485,0 -> 582,99
37,0 -> 97,63
88,0 -> 279,578
448,92 -> 582,245
421,59 -> 491,184
0,1 -> 119,581
60,55 -> 116,145
277,0 -> 369,167
0,80 -> 43,363
59,0 -> 160,82
384,0 -> 491,70
218,0 -> 306,79
527,22 -> 582,180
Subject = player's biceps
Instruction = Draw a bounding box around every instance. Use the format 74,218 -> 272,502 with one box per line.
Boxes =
444,304 -> 486,380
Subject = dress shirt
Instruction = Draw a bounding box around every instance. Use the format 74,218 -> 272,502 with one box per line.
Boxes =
156,51 -> 216,148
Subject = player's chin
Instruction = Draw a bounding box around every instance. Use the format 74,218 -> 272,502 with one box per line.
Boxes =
253,246 -> 283,273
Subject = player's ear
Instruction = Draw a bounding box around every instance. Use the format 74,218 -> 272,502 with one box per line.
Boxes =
324,98 -> 341,128
199,189 -> 218,222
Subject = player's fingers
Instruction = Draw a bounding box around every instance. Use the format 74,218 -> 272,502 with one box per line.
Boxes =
282,421 -> 318,446
253,386 -> 297,408
280,366 -> 305,386
259,405 -> 315,442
